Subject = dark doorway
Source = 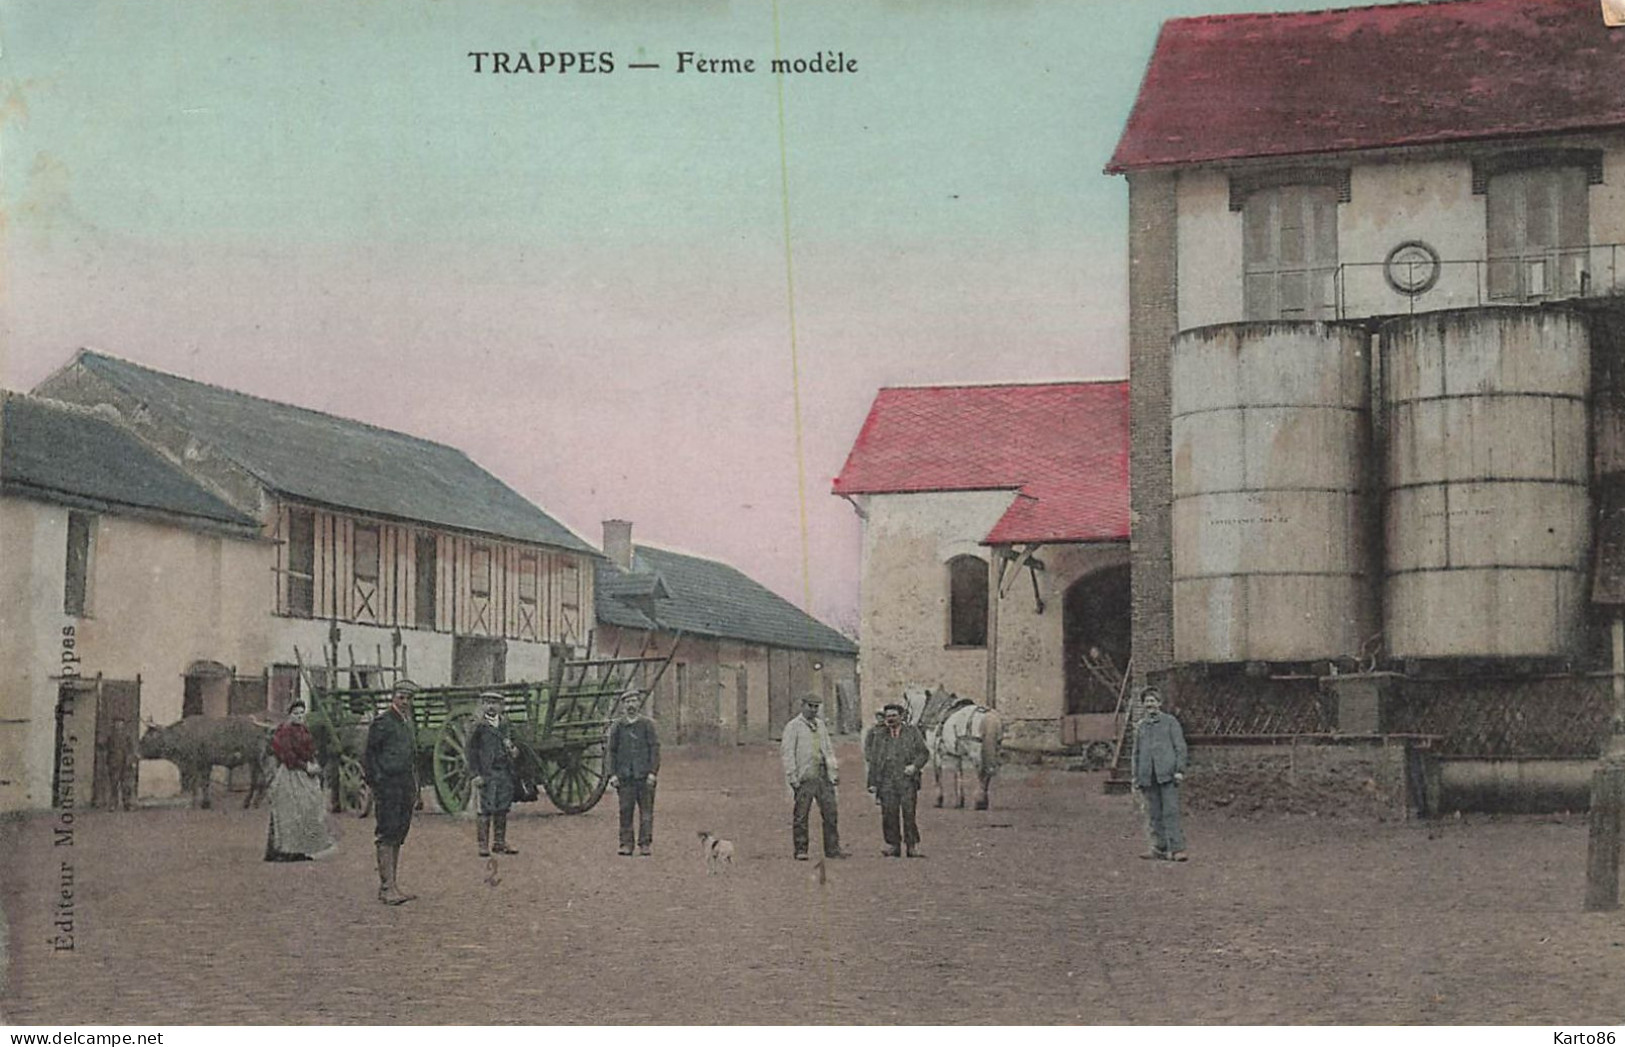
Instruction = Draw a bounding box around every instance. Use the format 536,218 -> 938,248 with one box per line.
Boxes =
452,636 -> 507,685
1063,564 -> 1132,714
735,666 -> 749,742
183,661 -> 233,718
93,678 -> 141,809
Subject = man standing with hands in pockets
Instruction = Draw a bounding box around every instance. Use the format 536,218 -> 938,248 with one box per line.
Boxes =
1132,688 -> 1189,862
607,688 -> 660,856
781,693 -> 848,862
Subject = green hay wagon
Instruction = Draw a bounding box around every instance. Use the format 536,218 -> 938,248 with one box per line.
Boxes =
303,647 -> 671,816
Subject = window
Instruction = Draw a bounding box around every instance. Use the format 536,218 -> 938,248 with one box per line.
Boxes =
353,525 -> 380,583
947,555 -> 989,648
1487,165 -> 1590,301
1243,185 -> 1339,321
518,554 -> 538,606
352,524 -> 380,620
286,509 -> 315,618
470,545 -> 492,598
63,512 -> 94,617
414,534 -> 438,630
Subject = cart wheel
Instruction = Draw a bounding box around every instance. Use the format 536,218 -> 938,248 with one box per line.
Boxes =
432,714 -> 476,816
338,753 -> 372,817
539,740 -> 610,814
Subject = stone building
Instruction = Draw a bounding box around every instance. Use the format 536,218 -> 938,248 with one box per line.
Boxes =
594,521 -> 858,744
1107,0 -> 1625,772
833,382 -> 1129,753
18,350 -> 601,806
0,393 -> 267,811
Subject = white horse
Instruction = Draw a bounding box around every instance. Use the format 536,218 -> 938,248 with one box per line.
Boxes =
900,686 -> 1004,810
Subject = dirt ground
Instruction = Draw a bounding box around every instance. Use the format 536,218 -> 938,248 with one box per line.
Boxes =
2,741 -> 1622,1025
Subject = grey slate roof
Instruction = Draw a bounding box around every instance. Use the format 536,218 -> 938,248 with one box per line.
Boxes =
1,394 -> 258,530
596,544 -> 857,655
70,351 -> 596,554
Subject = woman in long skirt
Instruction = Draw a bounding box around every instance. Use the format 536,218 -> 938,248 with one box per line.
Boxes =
265,700 -> 335,862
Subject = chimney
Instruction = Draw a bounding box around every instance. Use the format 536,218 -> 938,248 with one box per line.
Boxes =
602,519 -> 634,571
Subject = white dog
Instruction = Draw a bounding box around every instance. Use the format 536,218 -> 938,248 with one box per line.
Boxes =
697,830 -> 735,874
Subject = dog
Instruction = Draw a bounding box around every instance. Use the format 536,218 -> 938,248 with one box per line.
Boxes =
697,830 -> 735,874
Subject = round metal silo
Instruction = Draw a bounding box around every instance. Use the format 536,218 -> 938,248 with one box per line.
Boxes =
1383,309 -> 1590,659
1171,321 -> 1375,664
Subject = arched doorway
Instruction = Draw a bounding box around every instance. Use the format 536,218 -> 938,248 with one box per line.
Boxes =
1063,564 -> 1131,714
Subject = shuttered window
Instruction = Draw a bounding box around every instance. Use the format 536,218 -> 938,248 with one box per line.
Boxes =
470,544 -> 492,598
414,534 -> 437,630
1486,166 -> 1590,301
1243,185 -> 1339,321
285,509 -> 315,618
64,512 -> 94,617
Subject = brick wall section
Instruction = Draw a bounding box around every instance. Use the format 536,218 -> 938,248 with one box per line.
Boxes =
1127,172 -> 1179,688
1185,740 -> 1412,819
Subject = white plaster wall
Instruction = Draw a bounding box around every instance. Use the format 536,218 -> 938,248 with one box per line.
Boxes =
1176,169 -> 1243,330
1340,159 -> 1485,318
0,499 -> 277,809
856,489 -> 1016,718
0,500 -> 77,811
1175,141 -> 1625,329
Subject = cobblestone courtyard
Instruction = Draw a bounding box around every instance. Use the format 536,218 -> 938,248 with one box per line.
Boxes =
2,742 -> 1622,1024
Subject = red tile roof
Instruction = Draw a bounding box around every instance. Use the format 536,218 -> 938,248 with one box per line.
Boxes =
1107,0 -> 1625,173
832,381 -> 1129,545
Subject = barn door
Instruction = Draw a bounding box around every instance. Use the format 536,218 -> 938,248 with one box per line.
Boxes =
54,679 -> 97,810
93,678 -> 141,809
768,649 -> 791,739
735,666 -> 749,744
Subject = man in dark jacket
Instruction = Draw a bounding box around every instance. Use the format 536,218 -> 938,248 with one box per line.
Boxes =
606,689 -> 660,856
469,692 -> 520,858
363,679 -> 419,904
1131,688 -> 1189,861
867,702 -> 931,857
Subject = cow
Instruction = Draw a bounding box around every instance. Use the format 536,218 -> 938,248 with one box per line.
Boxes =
138,716 -> 272,809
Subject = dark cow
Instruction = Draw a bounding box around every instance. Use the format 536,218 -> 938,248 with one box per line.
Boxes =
138,716 -> 272,809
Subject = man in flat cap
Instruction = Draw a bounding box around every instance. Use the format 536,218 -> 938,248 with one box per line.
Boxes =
606,688 -> 660,856
469,692 -> 520,858
780,693 -> 848,861
1131,688 -> 1189,862
867,702 -> 931,858
364,678 -> 420,904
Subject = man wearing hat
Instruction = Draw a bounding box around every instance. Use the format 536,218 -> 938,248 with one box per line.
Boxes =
606,688 -> 660,856
867,702 -> 931,857
363,678 -> 420,904
780,693 -> 848,860
469,692 -> 520,858
1131,687 -> 1189,862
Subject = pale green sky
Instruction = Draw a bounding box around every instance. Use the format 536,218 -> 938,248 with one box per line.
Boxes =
1,0 -> 1388,629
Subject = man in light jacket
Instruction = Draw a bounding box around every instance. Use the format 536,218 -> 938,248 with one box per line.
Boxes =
1131,688 -> 1189,861
780,694 -> 848,861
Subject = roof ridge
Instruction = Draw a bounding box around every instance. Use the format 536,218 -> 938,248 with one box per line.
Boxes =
877,378 -> 1128,392
1165,0 -> 1532,29
75,349 -> 465,455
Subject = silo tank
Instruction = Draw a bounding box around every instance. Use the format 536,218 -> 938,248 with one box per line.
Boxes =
1383,309 -> 1590,659
1170,322 -> 1375,664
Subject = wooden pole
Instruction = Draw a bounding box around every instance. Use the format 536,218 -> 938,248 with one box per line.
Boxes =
1588,615 -> 1625,911
1586,766 -> 1624,911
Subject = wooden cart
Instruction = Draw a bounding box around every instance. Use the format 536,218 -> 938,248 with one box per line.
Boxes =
302,645 -> 673,816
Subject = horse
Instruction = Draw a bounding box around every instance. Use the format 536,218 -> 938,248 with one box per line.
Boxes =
900,685 -> 1004,810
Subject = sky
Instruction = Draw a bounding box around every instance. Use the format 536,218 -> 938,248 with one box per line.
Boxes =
0,0 -> 1390,635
